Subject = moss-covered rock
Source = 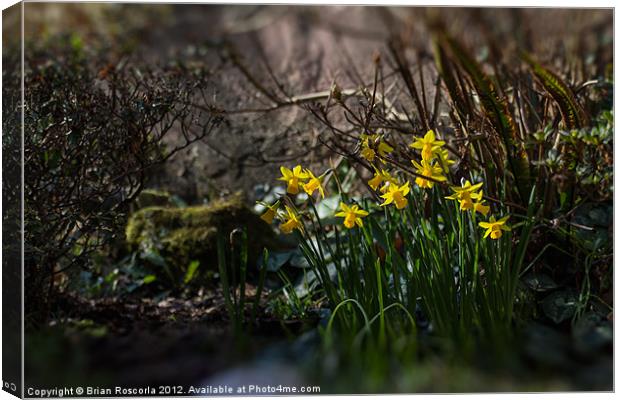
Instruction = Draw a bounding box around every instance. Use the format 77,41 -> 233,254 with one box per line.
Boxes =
126,193 -> 278,282
134,189 -> 175,209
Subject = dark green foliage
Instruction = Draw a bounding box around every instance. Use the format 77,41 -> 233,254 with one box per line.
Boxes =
7,35 -> 223,323
439,34 -> 532,204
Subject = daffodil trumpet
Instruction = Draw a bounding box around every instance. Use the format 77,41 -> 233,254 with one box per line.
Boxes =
380,181 -> 411,210
335,202 -> 369,229
279,205 -> 303,234
409,130 -> 446,161
278,165 -> 309,195
479,216 -> 511,240
258,200 -> 281,224
411,159 -> 447,189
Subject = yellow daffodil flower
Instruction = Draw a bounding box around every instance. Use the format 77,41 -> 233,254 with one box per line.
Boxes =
380,181 -> 410,209
302,169 -> 325,198
409,130 -> 445,161
411,159 -> 446,189
335,202 -> 369,229
479,216 -> 511,239
278,165 -> 309,194
437,148 -> 455,173
368,173 -> 383,191
379,182 -> 394,193
377,141 -> 394,158
472,191 -> 490,216
360,134 -> 393,162
259,200 -> 280,224
360,139 -> 377,162
280,205 -> 303,234
368,168 -> 397,191
445,180 -> 484,211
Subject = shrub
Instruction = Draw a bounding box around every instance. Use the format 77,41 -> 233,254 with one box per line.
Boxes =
2,35 -> 224,324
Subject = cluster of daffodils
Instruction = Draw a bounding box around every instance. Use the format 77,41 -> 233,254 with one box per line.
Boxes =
259,165 -> 371,234
258,165 -> 325,234
363,130 -> 450,212
360,130 -> 450,214
409,130 -> 452,188
277,165 -> 325,197
365,166 -> 412,210
359,133 -> 394,163
359,129 -> 510,239
259,129 -> 511,240
445,179 -> 510,239
445,180 -> 490,216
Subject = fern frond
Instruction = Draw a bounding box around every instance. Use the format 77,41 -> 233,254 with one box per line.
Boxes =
439,34 -> 531,203
521,52 -> 589,129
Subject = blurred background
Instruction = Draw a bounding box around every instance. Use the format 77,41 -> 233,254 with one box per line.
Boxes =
9,4 -> 613,203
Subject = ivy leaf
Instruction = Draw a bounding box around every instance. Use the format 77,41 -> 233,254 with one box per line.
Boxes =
141,250 -> 167,268
541,289 -> 578,324
315,195 -> 341,219
523,272 -> 559,292
259,251 -> 293,272
289,251 -> 310,269
573,311 -> 613,355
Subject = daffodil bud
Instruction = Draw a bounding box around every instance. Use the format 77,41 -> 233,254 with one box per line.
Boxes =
331,83 -> 342,102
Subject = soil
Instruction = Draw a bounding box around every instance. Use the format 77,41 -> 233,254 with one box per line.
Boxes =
26,290 -> 315,389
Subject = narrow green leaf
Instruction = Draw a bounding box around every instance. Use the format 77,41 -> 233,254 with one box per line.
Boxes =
183,260 -> 200,284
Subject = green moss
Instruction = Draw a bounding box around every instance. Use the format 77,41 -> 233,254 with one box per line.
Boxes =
134,189 -> 174,209
126,194 -> 278,278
